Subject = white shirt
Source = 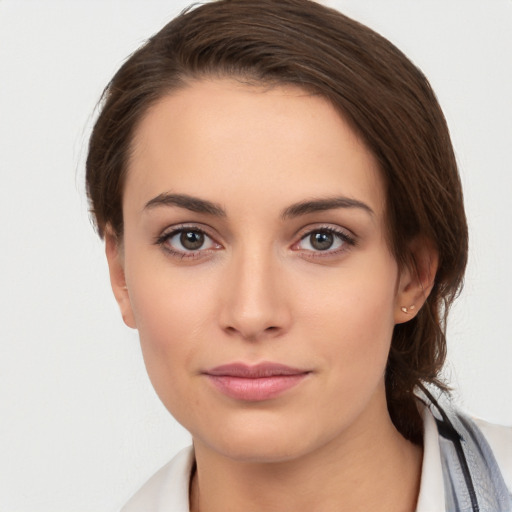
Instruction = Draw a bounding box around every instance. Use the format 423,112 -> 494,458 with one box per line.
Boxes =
121,406 -> 512,512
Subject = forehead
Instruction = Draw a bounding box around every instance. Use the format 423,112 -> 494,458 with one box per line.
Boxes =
126,79 -> 385,219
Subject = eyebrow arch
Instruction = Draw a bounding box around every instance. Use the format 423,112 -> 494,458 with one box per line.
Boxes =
144,193 -> 226,217
281,197 -> 374,219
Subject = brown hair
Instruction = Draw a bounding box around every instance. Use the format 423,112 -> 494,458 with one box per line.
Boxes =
86,0 -> 468,443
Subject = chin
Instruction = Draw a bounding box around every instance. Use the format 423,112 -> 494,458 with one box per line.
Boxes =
210,435 -> 311,464
192,410 -> 332,464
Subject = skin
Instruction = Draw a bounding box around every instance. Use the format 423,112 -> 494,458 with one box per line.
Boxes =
106,79 -> 437,511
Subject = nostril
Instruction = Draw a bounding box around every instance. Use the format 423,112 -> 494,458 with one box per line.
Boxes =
222,323 -> 282,340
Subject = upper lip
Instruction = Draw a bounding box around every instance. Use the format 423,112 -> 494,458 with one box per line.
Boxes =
204,362 -> 310,378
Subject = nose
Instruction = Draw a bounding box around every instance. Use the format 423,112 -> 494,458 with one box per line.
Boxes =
218,247 -> 292,342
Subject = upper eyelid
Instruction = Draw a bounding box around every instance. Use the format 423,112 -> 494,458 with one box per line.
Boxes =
158,223 -> 219,241
294,223 -> 355,240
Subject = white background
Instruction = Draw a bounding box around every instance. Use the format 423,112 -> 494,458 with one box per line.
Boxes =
1,1 -> 511,510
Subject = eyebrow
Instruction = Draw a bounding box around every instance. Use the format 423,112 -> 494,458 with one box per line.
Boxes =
144,193 -> 226,217
143,193 -> 373,219
281,197 -> 374,219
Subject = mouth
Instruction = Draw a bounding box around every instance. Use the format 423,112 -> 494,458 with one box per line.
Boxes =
203,362 -> 311,401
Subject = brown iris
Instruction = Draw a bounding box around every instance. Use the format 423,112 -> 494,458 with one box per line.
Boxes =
180,230 -> 205,250
310,231 -> 334,251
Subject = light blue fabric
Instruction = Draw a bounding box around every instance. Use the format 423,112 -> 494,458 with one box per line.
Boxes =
433,402 -> 512,512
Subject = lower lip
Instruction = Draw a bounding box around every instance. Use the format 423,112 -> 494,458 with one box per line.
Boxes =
206,374 -> 308,401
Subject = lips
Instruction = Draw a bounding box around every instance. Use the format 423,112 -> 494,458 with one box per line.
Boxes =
203,362 -> 310,401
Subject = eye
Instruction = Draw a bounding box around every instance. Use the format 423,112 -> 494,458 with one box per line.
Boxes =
293,227 -> 355,255
156,226 -> 221,258
303,231 -> 339,251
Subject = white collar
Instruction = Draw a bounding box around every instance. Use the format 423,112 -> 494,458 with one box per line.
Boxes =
415,402 -> 445,511
121,446 -> 193,512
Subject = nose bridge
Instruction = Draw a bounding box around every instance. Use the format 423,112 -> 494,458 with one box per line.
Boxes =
220,240 -> 290,340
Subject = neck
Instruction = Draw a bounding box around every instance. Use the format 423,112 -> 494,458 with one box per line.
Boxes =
189,397 -> 422,512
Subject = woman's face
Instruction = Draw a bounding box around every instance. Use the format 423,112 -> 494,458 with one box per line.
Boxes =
109,79 -> 414,462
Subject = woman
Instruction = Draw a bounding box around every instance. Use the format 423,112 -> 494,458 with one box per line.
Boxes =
86,1 -> 511,510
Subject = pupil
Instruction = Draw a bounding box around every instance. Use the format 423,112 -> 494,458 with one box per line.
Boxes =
181,230 -> 204,250
311,231 -> 333,250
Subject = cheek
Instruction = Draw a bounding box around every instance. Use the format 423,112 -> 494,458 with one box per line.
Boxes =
294,254 -> 398,381
126,244 -> 216,337
124,259 -> 220,407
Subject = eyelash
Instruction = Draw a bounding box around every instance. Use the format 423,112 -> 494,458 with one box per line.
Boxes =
293,225 -> 356,259
154,225 -> 221,260
154,224 -> 357,260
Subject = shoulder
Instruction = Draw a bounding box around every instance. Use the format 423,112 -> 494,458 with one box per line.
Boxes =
473,417 -> 512,489
417,395 -> 512,509
440,404 -> 512,508
120,446 -> 194,512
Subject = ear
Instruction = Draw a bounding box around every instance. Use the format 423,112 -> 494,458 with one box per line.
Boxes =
394,237 -> 438,324
105,230 -> 137,329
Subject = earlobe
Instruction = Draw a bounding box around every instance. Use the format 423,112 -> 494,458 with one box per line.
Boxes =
105,230 -> 137,329
394,237 -> 438,324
